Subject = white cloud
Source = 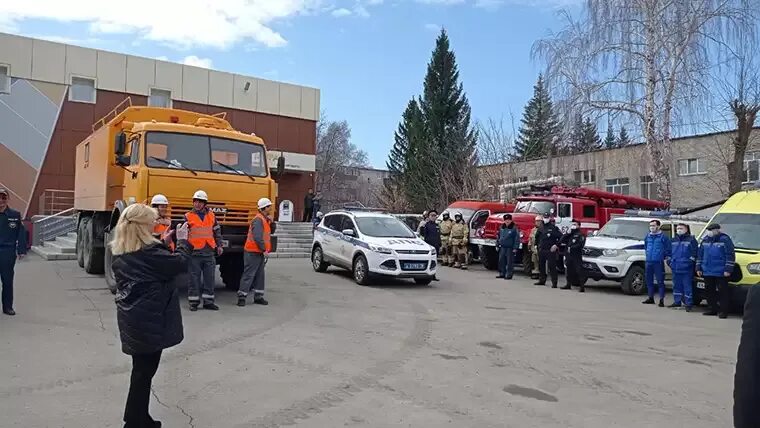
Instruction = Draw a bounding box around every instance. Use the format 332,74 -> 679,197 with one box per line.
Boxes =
182,55 -> 213,69
0,0 -> 326,49
332,8 -> 353,17
424,23 -> 441,32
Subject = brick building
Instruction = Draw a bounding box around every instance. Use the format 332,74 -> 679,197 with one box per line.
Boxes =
478,129 -> 760,210
0,32 -> 319,217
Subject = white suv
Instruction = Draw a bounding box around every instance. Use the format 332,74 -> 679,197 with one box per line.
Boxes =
311,210 -> 438,285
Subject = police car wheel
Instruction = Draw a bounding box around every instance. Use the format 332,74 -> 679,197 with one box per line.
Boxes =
353,255 -> 370,285
621,265 -> 646,295
312,246 -> 328,273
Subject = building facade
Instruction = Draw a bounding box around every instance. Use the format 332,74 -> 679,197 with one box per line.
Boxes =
479,129 -> 760,210
0,32 -> 319,217
317,167 -> 390,211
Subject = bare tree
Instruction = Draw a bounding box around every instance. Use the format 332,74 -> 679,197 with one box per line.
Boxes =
534,0 -> 758,205
475,116 -> 519,200
315,114 -> 370,210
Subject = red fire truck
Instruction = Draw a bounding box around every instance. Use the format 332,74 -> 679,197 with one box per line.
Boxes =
471,186 -> 667,270
436,200 -> 515,263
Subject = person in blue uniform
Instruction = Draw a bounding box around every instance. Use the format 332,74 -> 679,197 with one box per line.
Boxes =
0,188 -> 27,316
496,214 -> 520,280
697,223 -> 736,318
668,223 -> 698,311
642,219 -> 671,307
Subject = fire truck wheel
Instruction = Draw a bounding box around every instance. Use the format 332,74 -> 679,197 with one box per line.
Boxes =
481,246 -> 498,270
621,265 -> 646,295
220,255 -> 244,291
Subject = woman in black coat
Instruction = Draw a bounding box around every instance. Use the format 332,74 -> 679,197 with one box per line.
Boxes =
734,285 -> 760,428
110,203 -> 192,428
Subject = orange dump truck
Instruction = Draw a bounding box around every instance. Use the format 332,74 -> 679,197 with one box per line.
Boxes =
73,99 -> 281,292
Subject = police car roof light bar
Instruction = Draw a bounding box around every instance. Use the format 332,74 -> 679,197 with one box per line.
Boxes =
622,209 -> 711,223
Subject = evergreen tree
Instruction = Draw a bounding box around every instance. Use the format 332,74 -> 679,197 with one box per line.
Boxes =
515,74 -> 560,160
567,114 -> 585,153
580,117 -> 602,152
415,29 -> 478,208
604,123 -> 616,149
386,99 -> 418,178
617,126 -> 631,147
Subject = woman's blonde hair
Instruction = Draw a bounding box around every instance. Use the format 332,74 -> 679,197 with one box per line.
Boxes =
110,203 -> 159,256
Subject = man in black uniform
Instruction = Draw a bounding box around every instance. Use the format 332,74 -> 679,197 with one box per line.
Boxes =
534,213 -> 563,288
560,219 -> 586,292
0,188 -> 27,316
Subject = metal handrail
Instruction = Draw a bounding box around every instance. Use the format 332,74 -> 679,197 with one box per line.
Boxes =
34,207 -> 76,224
93,97 -> 133,132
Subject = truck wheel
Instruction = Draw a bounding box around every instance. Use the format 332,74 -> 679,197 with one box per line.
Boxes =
621,265 -> 646,295
104,230 -> 117,294
76,217 -> 87,268
83,217 -> 105,275
220,255 -> 244,291
481,246 -> 498,270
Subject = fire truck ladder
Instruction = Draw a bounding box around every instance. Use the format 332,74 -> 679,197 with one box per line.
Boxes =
549,186 -> 668,210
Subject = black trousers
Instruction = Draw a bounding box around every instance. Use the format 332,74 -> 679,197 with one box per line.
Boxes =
734,285 -> 760,428
704,276 -> 731,314
538,250 -> 559,286
302,208 -> 313,223
124,350 -> 162,427
566,256 -> 584,287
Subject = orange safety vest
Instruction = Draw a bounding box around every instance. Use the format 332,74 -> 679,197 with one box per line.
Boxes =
152,222 -> 176,252
185,210 -> 217,250
244,213 -> 272,253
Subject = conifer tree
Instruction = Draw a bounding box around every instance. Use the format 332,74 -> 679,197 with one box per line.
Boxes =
515,74 -> 560,160
617,126 -> 631,147
604,123 -> 616,149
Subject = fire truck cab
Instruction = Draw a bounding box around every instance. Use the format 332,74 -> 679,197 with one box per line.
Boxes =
475,186 -> 667,271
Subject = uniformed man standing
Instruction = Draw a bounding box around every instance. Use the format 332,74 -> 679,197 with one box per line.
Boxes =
417,210 -> 429,236
439,212 -> 454,266
238,198 -> 273,307
184,190 -> 223,311
527,215 -> 543,279
534,213 -> 562,288
560,219 -> 586,292
0,188 -> 26,316
450,212 -> 469,269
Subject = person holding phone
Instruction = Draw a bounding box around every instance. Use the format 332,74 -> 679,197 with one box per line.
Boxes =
110,203 -> 192,428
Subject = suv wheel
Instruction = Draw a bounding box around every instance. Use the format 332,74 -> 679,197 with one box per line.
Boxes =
621,265 -> 646,295
312,246 -> 329,272
353,255 -> 370,285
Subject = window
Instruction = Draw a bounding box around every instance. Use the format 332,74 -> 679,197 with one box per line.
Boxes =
518,176 -> 528,182
557,203 -> 571,218
582,205 -> 596,219
355,216 -> 415,238
0,65 -> 9,94
148,88 -> 172,108
514,201 -> 555,215
605,177 -> 630,195
69,76 -> 96,103
144,132 -> 269,177
129,139 -> 140,166
324,215 -> 343,231
574,169 -> 596,185
744,152 -> 760,184
640,175 -> 655,199
340,216 -> 357,234
678,158 -> 706,176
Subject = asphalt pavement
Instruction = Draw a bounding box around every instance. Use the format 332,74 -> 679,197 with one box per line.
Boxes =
0,255 -> 741,427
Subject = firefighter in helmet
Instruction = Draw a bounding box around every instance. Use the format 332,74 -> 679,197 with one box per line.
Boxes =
150,194 -> 174,251
439,211 -> 454,266
527,215 -> 543,279
449,212 -> 469,269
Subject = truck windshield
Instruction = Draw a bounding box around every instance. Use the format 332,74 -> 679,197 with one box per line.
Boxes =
145,132 -> 268,177
515,201 -> 554,214
356,216 -> 416,238
597,219 -> 650,241
698,213 -> 760,250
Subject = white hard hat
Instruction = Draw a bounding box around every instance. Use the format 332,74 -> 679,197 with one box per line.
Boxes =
316,211 -> 323,217
150,194 -> 169,206
258,197 -> 273,210
192,190 -> 208,201
455,211 -> 463,217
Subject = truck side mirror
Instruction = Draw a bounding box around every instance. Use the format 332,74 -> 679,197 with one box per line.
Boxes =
116,155 -> 130,166
114,132 -> 127,155
276,155 -> 285,176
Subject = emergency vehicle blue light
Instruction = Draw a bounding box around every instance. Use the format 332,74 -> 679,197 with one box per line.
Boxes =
623,209 -> 673,217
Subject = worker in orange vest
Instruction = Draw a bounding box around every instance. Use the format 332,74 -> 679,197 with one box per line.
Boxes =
237,197 -> 273,307
184,190 -> 223,311
150,194 -> 175,251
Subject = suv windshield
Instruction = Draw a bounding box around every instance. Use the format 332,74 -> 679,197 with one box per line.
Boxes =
597,219 -> 651,241
438,208 -> 476,222
515,201 -> 554,214
145,132 -> 268,177
356,216 -> 416,238
698,213 -> 760,250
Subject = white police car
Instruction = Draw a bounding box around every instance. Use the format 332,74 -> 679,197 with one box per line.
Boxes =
311,209 -> 438,285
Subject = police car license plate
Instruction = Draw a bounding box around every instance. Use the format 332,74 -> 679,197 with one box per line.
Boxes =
221,240 -> 230,248
696,281 -> 705,290
582,262 -> 594,269
403,262 -> 427,270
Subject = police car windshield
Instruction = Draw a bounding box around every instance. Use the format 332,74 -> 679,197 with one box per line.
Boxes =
356,216 -> 416,238
515,201 -> 554,214
145,132 -> 268,177
597,219 -> 650,240
699,213 -> 760,250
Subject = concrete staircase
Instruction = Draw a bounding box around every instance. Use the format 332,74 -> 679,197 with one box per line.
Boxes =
31,232 -> 78,261
271,222 -> 313,259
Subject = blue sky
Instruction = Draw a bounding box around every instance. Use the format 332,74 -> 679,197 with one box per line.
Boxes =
0,0 -> 581,168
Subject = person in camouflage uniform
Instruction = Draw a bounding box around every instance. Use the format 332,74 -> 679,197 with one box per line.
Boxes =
450,212 -> 469,269
439,212 -> 454,266
527,215 -> 543,279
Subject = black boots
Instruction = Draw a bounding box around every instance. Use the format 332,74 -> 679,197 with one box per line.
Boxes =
579,286 -> 585,293
642,297 -> 655,304
658,299 -> 665,307
189,302 -> 199,311
560,285 -> 571,290
203,303 -> 220,311
253,295 -> 269,306
237,297 -> 246,307
668,302 -> 682,308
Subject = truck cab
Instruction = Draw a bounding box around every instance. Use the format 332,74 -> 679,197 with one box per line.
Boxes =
438,200 -> 515,264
